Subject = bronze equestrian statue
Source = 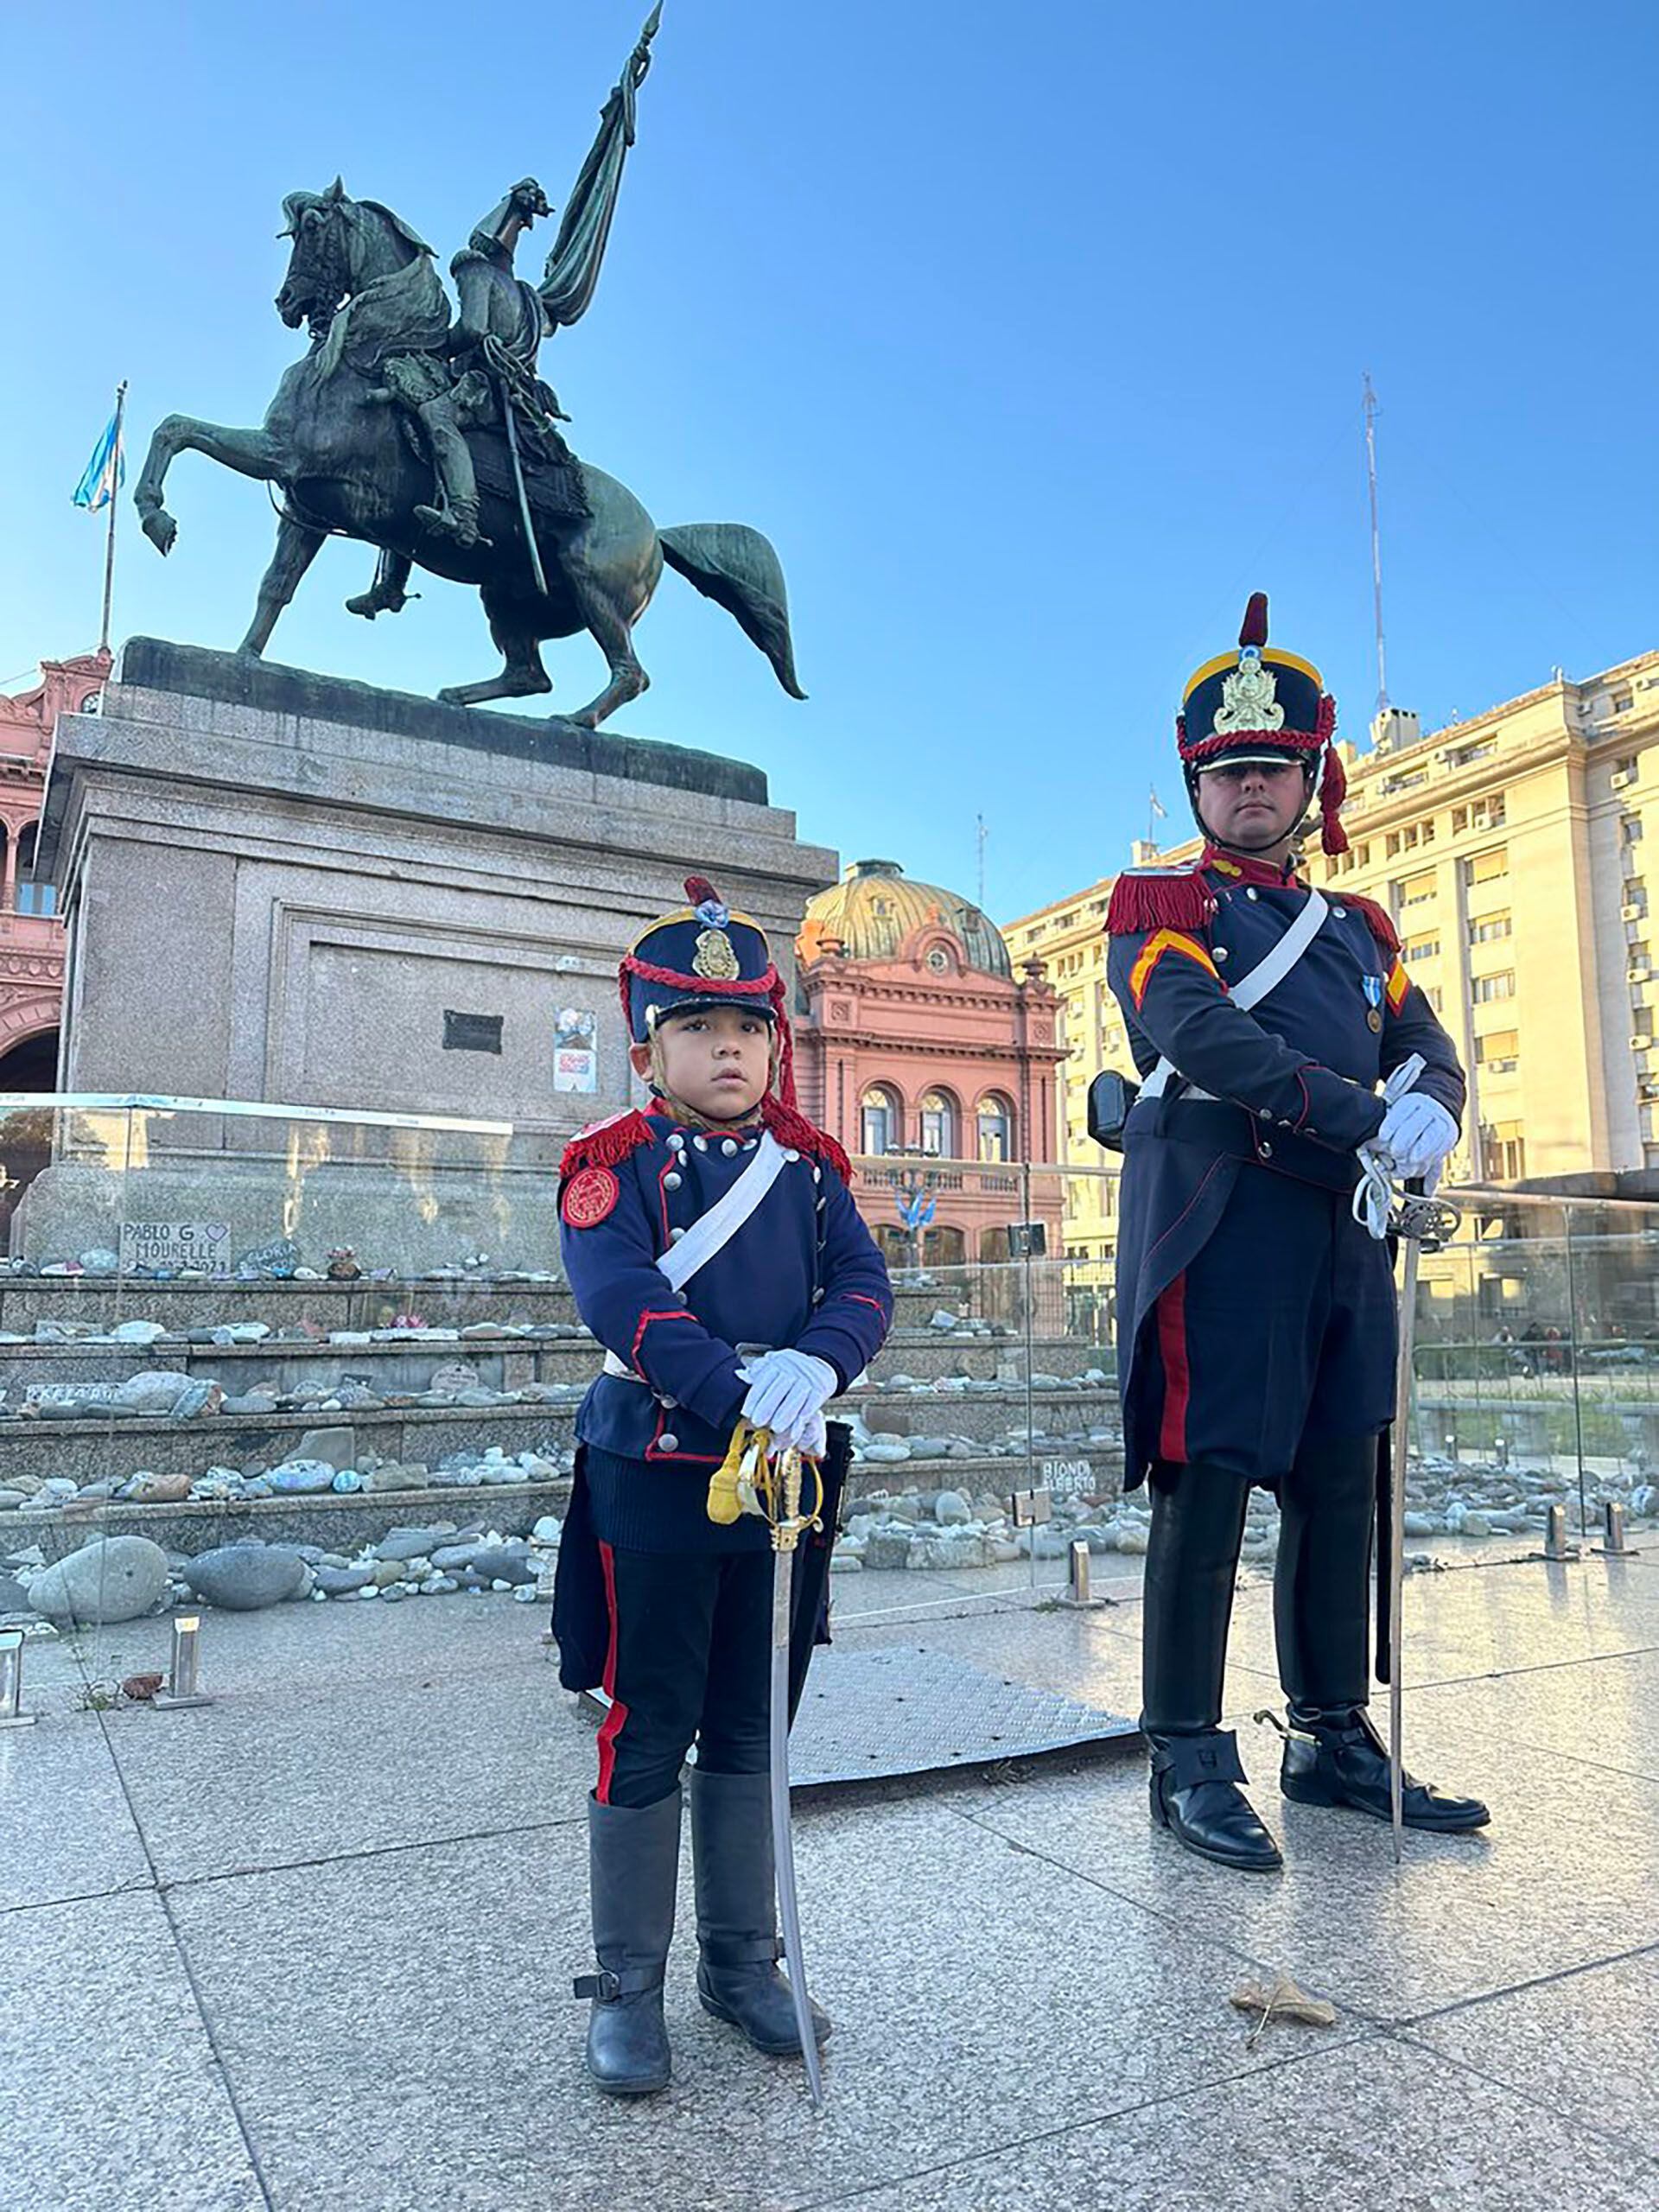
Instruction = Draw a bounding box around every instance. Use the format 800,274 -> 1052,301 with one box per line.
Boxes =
131,8 -> 804,728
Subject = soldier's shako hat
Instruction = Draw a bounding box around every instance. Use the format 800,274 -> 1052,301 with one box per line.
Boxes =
1176,593 -> 1349,855
620,876 -> 781,1042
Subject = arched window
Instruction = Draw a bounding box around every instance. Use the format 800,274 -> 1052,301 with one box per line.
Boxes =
919,1088 -> 958,1158
976,1092 -> 1014,1162
861,1084 -> 900,1157
13,822 -> 54,917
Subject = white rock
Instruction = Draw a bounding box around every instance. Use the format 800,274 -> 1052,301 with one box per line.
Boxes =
29,1536 -> 170,1625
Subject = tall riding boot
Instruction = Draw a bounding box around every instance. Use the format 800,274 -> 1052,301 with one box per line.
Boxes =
1142,1462 -> 1281,1872
1275,1434 -> 1490,1833
690,1767 -> 830,2055
575,1789 -> 681,2094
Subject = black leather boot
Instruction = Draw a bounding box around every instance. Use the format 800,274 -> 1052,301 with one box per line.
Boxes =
575,1789 -> 681,2094
1274,1434 -> 1489,1832
690,1768 -> 830,2055
1142,1462 -> 1281,1872
1280,1703 -> 1491,1830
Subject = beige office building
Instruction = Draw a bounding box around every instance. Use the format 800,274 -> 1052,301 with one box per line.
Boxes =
1007,647 -> 1659,1263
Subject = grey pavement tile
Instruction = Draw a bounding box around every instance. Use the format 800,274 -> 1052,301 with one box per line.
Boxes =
0,1889 -> 265,2212
0,1710 -> 152,1912
1224,1554 -> 1659,1689
168,1795 -> 1366,2212
826,2033 -> 1659,2212
98,1643 -> 593,1882
1408,1950 -> 1659,2164
956,1722 -> 1659,2022
90,1580 -> 555,1697
1406,1648 -> 1659,1783
837,1587 -> 1280,1722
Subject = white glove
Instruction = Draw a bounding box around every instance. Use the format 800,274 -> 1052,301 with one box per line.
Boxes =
792,1408 -> 829,1461
738,1349 -> 837,1452
1376,1092 -> 1459,1180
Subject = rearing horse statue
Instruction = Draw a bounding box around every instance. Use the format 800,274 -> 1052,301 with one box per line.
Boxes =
130,13 -> 804,728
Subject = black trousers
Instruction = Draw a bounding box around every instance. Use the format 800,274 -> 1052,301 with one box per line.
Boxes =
594,1543 -> 775,1809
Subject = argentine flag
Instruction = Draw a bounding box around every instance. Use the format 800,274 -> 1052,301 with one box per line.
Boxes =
73,408 -> 125,512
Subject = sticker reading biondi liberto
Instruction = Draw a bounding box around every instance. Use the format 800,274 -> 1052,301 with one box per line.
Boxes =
118,1221 -> 232,1274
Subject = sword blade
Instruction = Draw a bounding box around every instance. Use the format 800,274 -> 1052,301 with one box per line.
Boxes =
1389,1234 -> 1421,1865
770,1545 -> 824,2110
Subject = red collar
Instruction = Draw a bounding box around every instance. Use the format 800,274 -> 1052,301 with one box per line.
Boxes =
1201,843 -> 1307,890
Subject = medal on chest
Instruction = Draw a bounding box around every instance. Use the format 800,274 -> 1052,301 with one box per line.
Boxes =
1361,973 -> 1385,1033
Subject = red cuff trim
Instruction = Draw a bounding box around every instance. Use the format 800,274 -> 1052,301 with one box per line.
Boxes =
629,1306 -> 690,1379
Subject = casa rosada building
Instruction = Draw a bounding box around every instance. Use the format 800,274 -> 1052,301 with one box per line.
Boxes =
793,860 -> 1066,1267
0,652 -> 105,1089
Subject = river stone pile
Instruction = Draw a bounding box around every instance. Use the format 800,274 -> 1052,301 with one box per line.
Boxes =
3,1516 -> 566,1626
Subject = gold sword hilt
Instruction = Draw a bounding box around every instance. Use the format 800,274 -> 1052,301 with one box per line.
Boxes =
706,1421 -> 823,1547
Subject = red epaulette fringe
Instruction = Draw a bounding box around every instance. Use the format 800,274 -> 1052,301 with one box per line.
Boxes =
558,1109 -> 656,1179
761,1095 -> 853,1182
1105,869 -> 1217,938
1343,893 -> 1400,956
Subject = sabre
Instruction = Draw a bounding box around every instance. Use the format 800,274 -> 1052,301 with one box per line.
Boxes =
708,1421 -> 827,2109
1352,1054 -> 1462,1863
1375,1175 -> 1461,1864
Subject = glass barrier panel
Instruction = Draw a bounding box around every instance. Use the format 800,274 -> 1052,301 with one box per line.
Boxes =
7,1100 -> 1659,1699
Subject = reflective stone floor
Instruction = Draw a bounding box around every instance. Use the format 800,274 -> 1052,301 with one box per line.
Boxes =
4,1542 -> 1658,2209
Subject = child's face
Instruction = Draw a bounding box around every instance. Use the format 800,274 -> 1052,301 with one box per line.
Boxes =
636,1005 -> 773,1122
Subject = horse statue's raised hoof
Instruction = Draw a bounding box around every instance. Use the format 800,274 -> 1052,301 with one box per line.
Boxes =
141,508 -> 178,557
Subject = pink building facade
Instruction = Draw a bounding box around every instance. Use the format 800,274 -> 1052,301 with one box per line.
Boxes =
794,860 -> 1065,1267
0,651 -> 105,1088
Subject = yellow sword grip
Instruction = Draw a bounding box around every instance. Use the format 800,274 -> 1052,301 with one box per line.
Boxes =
706,1421 -> 774,1524
706,1422 -> 751,1525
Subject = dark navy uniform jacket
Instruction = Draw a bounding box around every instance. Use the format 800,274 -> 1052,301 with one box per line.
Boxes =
557,1106 -> 893,1551
1105,846 -> 1465,1485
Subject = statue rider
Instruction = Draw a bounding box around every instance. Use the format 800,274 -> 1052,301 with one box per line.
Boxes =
412,178 -> 577,547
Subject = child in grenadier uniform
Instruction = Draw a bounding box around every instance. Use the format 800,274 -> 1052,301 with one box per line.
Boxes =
554,876 -> 893,2095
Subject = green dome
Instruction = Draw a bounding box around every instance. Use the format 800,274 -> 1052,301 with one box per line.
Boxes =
800,860 -> 1013,980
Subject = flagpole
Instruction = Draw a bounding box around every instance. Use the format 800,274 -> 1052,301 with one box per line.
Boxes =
98,381 -> 128,657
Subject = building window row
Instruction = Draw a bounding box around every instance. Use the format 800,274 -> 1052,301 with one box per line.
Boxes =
1445,739 -> 1498,772
1471,971 -> 1516,1003
1465,847 -> 1509,887
860,1084 -> 1015,1162
1403,935 -> 1439,963
1484,1119 -> 1526,1180
1385,817 -> 1436,858
1469,911 -> 1512,944
1475,1028 -> 1519,1073
1452,793 -> 1505,834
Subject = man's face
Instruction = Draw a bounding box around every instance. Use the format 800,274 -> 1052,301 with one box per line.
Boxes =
1196,757 -> 1307,851
635,1004 -> 773,1122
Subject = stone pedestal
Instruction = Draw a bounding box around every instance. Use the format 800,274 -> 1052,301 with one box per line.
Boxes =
20,639 -> 833,1268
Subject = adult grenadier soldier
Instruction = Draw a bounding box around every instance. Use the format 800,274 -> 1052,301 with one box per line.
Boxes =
1105,593 -> 1489,1872
553,876 -> 893,2092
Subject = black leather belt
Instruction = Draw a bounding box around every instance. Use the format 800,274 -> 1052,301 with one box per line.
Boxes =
1128,1096 -> 1361,1194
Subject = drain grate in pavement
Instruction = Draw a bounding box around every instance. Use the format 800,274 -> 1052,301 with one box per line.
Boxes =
788,1644 -> 1137,1788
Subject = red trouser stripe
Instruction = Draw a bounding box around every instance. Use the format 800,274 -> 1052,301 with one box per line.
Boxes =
1156,1272 -> 1191,1462
594,1540 -> 629,1805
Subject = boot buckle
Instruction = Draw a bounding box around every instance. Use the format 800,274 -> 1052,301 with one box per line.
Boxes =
574,1970 -> 620,2002
1253,1707 -> 1319,1751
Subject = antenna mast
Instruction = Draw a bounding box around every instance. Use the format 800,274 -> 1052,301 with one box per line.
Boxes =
1363,372 -> 1389,718
976,813 -> 988,909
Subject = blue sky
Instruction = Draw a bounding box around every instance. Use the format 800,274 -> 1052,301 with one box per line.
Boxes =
4,2 -> 1656,923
